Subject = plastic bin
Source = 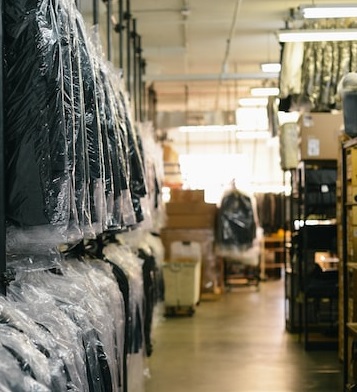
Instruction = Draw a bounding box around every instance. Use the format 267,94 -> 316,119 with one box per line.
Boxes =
170,240 -> 201,263
163,241 -> 202,315
163,261 -> 201,316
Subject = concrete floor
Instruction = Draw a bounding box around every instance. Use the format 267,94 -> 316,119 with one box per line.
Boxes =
144,279 -> 343,392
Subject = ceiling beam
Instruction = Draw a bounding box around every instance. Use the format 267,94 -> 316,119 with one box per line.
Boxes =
144,72 -> 279,82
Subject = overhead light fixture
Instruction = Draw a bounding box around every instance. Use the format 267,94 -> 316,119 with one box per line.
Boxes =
251,87 -> 280,97
261,63 -> 281,73
278,29 -> 357,42
300,5 -> 357,19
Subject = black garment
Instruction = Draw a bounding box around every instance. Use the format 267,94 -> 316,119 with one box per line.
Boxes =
255,193 -> 285,234
105,259 -> 129,392
120,93 -> 147,224
100,69 -> 125,229
94,65 -> 115,229
138,248 -> 158,357
76,13 -> 105,233
4,0 -> 71,229
216,190 -> 257,251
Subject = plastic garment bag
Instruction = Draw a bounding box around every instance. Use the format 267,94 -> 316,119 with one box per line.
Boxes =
115,85 -> 147,225
4,0 -> 114,248
6,256 -> 126,392
103,243 -> 144,355
215,189 -> 258,259
4,0 -> 80,247
98,66 -> 126,229
57,0 -> 93,239
8,282 -> 91,392
103,242 -> 146,392
0,344 -> 51,392
0,297 -> 69,391
75,13 -> 106,235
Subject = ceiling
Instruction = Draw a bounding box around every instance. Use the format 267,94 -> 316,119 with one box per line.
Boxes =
80,0 -> 357,127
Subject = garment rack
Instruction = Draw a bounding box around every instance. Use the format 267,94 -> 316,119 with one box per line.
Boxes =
0,0 -> 151,296
0,0 -> 8,296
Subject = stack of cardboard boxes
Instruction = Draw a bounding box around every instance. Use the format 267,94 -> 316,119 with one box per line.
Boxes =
164,189 -> 216,230
161,189 -> 223,295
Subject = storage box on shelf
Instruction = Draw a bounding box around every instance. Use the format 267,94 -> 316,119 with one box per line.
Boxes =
260,232 -> 288,280
299,112 -> 343,161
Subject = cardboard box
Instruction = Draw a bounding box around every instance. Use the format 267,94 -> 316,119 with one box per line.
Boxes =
166,202 -> 217,216
165,214 -> 216,229
170,189 -> 205,203
165,201 -> 217,229
299,112 -> 343,161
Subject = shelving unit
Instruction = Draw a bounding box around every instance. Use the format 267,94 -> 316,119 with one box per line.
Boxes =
341,139 -> 357,390
287,160 -> 339,349
260,234 -> 286,280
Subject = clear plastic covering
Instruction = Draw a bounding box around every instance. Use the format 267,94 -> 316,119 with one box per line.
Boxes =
0,236 -> 164,392
103,242 -> 146,390
135,122 -> 166,232
4,0 -> 156,251
2,0 -> 165,389
3,257 -> 127,392
4,0 -> 81,248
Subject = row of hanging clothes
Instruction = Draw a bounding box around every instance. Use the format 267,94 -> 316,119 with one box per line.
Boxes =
4,0 -> 164,252
0,230 -> 165,392
0,1 -> 166,391
254,192 -> 285,235
279,20 -> 357,113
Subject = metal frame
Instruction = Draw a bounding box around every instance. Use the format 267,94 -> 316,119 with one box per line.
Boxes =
0,0 -> 6,296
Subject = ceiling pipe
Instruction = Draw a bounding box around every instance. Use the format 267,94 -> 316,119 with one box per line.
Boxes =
181,0 -> 190,75
125,0 -> 132,95
106,0 -> 113,61
215,0 -> 243,110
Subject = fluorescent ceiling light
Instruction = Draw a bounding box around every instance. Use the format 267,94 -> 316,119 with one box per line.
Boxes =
251,87 -> 280,97
278,29 -> 357,42
261,63 -> 281,73
238,98 -> 268,107
301,5 -> 357,19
